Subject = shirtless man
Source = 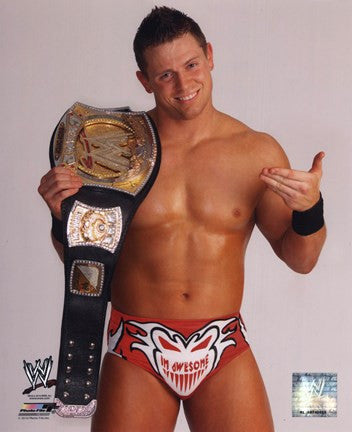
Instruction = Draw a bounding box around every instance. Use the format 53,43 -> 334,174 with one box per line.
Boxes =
38,7 -> 326,432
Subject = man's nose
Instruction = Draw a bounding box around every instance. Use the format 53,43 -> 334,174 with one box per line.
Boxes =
175,72 -> 190,93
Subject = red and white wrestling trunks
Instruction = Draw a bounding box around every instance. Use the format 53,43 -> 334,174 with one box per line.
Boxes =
107,308 -> 250,399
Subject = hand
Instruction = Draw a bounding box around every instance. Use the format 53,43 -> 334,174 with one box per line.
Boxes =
38,166 -> 83,219
260,151 -> 325,211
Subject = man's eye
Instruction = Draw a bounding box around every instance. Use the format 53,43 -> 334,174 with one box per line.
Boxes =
188,63 -> 197,69
160,72 -> 172,80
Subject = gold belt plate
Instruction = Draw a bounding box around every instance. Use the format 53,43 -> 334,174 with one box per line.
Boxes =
52,102 -> 158,196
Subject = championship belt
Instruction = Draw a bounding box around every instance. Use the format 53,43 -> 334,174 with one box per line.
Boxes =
49,102 -> 161,417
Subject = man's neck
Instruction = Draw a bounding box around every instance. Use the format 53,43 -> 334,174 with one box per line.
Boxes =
148,103 -> 219,147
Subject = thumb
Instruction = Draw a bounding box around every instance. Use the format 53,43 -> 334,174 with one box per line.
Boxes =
309,151 -> 325,174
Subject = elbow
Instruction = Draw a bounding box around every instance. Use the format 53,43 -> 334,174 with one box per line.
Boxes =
287,256 -> 319,274
295,265 -> 315,275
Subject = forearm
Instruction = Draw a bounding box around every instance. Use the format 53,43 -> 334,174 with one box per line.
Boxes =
279,224 -> 327,273
50,213 -> 64,262
38,166 -> 83,263
51,232 -> 64,263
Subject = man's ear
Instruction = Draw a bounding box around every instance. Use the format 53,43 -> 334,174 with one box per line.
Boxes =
206,42 -> 214,71
136,70 -> 153,93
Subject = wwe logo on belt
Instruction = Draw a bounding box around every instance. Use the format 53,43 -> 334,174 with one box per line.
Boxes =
23,356 -> 55,393
78,129 -> 133,175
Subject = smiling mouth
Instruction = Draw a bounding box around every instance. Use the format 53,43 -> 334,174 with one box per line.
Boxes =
175,90 -> 199,102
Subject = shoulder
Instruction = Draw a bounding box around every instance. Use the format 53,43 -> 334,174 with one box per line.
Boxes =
217,112 -> 290,167
251,131 -> 290,168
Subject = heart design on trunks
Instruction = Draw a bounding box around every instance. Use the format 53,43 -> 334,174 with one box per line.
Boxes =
127,317 -> 241,397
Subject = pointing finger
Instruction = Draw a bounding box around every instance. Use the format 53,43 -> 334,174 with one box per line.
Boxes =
260,173 -> 306,192
261,167 -> 307,181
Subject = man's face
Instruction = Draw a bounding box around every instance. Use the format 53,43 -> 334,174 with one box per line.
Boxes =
137,33 -> 214,121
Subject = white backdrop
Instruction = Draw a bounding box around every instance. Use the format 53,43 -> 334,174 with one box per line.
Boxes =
1,1 -> 351,431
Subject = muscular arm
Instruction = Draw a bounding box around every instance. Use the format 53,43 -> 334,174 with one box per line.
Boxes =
255,135 -> 326,274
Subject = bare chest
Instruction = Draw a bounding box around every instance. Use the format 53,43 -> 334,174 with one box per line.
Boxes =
130,140 -> 262,232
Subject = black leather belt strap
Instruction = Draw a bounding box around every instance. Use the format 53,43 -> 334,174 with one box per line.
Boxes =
49,102 -> 161,417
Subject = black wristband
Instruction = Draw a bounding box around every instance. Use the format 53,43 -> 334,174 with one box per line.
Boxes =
292,192 -> 324,236
51,213 -> 64,243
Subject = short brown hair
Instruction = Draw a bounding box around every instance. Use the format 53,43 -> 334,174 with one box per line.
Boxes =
133,6 -> 207,75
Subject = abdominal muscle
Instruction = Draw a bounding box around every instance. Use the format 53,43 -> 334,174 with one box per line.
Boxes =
110,218 -> 253,319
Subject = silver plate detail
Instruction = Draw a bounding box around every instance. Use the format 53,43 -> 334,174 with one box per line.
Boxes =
67,201 -> 122,253
55,398 -> 97,418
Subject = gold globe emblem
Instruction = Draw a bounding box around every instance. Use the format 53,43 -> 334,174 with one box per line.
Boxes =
80,211 -> 108,243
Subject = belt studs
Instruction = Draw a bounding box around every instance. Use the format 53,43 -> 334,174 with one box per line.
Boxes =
88,355 -> 94,363
84,393 -> 90,400
89,342 -> 95,350
66,366 -> 72,373
87,367 -> 93,375
67,353 -> 73,360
